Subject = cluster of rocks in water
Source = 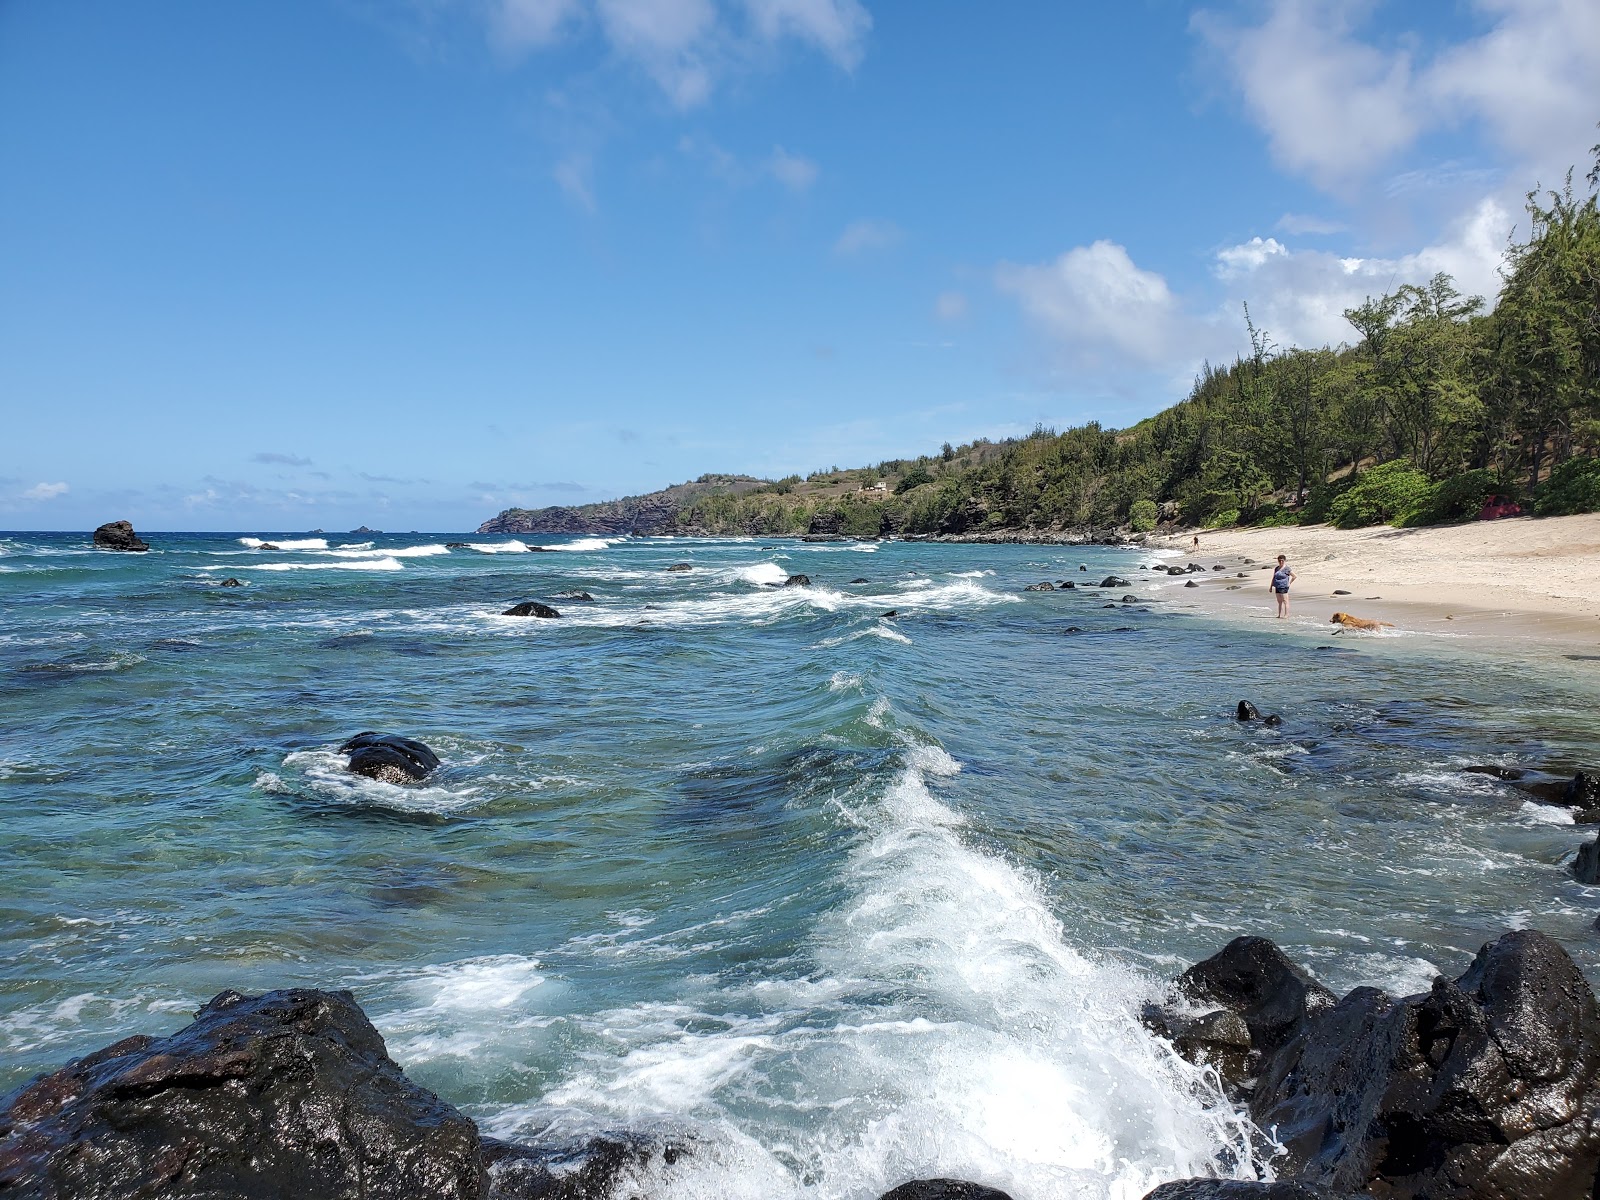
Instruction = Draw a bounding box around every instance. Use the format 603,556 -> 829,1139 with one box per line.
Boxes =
8,926 -> 1600,1199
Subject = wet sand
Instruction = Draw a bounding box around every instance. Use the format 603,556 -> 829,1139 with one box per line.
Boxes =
1149,513 -> 1600,658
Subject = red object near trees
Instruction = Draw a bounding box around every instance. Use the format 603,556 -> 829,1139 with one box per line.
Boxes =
1478,494 -> 1523,520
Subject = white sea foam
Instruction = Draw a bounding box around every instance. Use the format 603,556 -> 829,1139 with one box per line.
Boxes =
479,731 -> 1261,1200
466,540 -> 533,553
238,537 -> 328,550
257,749 -> 482,814
248,559 -> 405,572
828,672 -> 863,693
323,544 -> 449,559
541,536 -> 625,552
733,562 -> 789,586
1519,801 -> 1575,825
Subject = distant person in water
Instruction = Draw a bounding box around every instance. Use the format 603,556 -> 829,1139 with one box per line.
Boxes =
1271,554 -> 1295,618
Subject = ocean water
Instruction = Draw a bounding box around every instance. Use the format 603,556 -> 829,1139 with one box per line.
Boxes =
3,531 -> 1599,1199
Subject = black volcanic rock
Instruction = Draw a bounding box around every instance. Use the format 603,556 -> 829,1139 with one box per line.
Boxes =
340,732 -> 441,783
1143,1184 -> 1354,1199
502,602 -> 561,618
217,577 -> 244,587
877,1181 -> 1014,1200
92,521 -> 148,552
0,988 -> 483,1200
783,574 -> 811,587
1153,930 -> 1600,1200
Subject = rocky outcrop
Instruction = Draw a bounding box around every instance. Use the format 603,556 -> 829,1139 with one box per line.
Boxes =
1100,576 -> 1130,588
483,1133 -> 687,1200
92,521 -> 148,552
0,989 -> 484,1200
1236,701 -> 1282,727
666,563 -> 693,573
503,602 -> 561,618
783,574 -> 811,587
1574,836 -> 1600,884
1149,930 -> 1600,1200
340,732 -> 441,783
551,591 -> 595,602
1024,582 -> 1055,591
217,578 -> 244,588
478,475 -> 769,536
877,1182 -> 1014,1200
1143,1184 -> 1354,1199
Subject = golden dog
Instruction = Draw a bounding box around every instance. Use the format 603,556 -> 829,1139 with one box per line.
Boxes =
1330,611 -> 1395,632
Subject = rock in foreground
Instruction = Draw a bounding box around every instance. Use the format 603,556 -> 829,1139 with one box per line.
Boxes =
91,521 -> 148,552
1150,929 -> 1600,1199
0,988 -> 483,1200
340,732 -> 441,783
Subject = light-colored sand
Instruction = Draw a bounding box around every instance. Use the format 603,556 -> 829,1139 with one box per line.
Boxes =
1149,513 -> 1600,653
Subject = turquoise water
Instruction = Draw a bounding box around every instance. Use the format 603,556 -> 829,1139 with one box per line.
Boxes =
3,531 -> 1598,1199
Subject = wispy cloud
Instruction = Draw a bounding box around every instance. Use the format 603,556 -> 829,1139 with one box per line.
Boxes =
833,218 -> 902,256
1195,0 -> 1600,191
1275,212 -> 1347,236
767,144 -> 818,190
484,0 -> 870,109
251,451 -> 313,467
553,152 -> 598,212
23,481 -> 69,501
934,290 -> 968,321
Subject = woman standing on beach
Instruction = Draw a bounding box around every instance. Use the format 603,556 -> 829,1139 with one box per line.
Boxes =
1271,554 -> 1295,618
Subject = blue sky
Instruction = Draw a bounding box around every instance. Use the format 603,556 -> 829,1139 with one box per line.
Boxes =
3,1 -> 1597,532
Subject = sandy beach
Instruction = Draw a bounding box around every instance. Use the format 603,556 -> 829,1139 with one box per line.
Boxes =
1150,512 -> 1600,653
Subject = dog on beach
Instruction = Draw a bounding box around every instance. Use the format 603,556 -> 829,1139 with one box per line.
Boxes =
1330,611 -> 1395,632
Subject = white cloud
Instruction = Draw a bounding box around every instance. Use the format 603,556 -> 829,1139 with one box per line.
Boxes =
484,0 -> 870,108
767,144 -> 818,190
24,481 -> 69,501
833,218 -> 901,256
1196,0 -> 1600,190
738,0 -> 871,69
995,240 -> 1198,369
1211,196 -> 1514,349
1193,1 -> 1421,191
934,290 -> 968,321
490,0 -> 584,49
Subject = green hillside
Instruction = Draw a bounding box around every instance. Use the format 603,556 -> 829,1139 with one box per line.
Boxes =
483,159 -> 1600,539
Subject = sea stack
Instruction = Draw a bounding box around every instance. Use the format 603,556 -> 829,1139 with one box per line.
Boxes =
92,521 -> 149,552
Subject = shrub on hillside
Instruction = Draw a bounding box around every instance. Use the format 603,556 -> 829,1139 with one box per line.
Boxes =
1403,469 -> 1504,526
1248,502 -> 1300,528
1326,461 -> 1435,528
1534,456 -> 1600,516
894,464 -> 934,494
1203,507 -> 1240,528
1128,499 -> 1158,532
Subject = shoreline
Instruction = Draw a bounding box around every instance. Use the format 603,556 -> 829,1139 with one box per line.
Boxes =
1139,513 -> 1600,659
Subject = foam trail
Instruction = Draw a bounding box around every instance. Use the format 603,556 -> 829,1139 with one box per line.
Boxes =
540,536 -> 625,552
733,563 -> 788,586
247,559 -> 404,572
482,739 -> 1260,1200
324,544 -> 449,559
238,537 -> 328,550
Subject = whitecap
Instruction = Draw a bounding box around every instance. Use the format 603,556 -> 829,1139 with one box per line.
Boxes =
466,540 -> 532,554
540,536 -> 625,552
238,537 -> 328,550
249,559 -> 404,572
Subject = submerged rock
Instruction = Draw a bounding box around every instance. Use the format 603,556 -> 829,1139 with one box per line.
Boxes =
783,574 -> 811,588
1024,582 -> 1055,591
502,601 -> 561,618
1236,701 -> 1282,726
1100,576 -> 1130,588
665,563 -> 693,572
340,732 -> 441,783
551,591 -> 595,602
217,578 -> 244,588
881,610 -> 898,618
1184,580 -> 1200,588
849,577 -> 871,584
0,988 -> 484,1200
92,521 -> 148,552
